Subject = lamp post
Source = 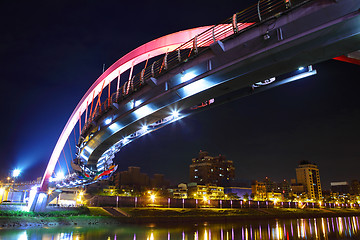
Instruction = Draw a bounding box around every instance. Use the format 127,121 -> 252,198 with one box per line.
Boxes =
12,169 -> 21,190
10,169 -> 20,202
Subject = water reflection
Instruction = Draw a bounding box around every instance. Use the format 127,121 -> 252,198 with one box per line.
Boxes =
0,216 -> 359,239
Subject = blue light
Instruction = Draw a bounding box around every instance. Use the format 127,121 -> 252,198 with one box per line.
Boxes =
141,125 -> 148,131
298,67 -> 304,71
104,118 -> 112,125
56,171 -> 65,180
123,137 -> 129,144
171,110 -> 179,118
181,72 -> 196,83
12,169 -> 21,178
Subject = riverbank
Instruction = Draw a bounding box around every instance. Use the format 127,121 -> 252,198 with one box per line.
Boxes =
1,207 -> 360,228
118,207 -> 360,224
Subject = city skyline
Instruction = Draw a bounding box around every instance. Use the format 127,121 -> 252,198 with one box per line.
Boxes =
0,1 -> 359,189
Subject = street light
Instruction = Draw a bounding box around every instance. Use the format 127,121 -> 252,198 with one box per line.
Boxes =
12,169 -> 21,178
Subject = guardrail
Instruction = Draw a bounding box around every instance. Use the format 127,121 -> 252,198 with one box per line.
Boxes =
83,0 -> 310,133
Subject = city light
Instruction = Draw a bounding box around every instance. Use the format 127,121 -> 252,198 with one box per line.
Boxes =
203,196 -> 208,202
150,194 -> 156,203
12,169 -> 21,178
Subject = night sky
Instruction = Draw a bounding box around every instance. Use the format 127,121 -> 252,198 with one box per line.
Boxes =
1,0 -> 359,189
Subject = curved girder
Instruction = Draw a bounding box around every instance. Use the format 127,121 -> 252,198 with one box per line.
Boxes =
40,26 -> 213,190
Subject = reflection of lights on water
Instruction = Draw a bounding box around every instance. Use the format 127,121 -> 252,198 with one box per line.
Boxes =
321,218 -> 327,237
300,219 -> 305,238
250,225 -> 253,240
259,225 -> 262,239
204,229 -> 208,240
18,231 -> 27,240
338,217 -> 343,235
194,231 -> 198,240
314,218 -> 318,239
59,232 -> 73,240
146,232 -> 154,240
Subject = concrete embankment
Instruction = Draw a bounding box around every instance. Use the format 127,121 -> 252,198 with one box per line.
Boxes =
1,207 -> 360,228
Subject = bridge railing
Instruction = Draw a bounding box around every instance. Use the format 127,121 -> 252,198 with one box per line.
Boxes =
83,0 -> 309,132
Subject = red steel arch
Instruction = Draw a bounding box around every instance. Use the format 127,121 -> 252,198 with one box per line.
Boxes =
40,26 -> 212,190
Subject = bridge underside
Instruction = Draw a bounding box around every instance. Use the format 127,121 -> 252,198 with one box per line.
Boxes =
77,0 -> 359,173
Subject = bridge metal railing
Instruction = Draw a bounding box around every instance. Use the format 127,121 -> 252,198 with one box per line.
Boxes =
83,0 -> 309,133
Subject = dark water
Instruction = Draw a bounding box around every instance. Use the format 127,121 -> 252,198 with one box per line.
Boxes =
0,216 -> 359,239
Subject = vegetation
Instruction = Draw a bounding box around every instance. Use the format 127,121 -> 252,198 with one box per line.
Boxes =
0,206 -> 90,217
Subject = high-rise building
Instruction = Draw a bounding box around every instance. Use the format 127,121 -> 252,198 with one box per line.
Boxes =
189,151 -> 235,186
295,161 -> 322,199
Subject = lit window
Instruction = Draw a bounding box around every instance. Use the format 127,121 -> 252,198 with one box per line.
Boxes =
194,169 -> 198,172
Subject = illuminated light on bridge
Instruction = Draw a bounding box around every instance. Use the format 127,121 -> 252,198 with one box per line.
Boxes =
133,104 -> 155,119
141,125 -> 148,132
181,72 -> 197,83
104,118 -> 112,125
171,110 -> 180,119
134,100 -> 142,108
298,67 -> 305,71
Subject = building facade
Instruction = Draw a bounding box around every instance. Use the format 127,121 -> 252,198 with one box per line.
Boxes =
295,162 -> 322,199
187,183 -> 225,200
189,151 -> 235,185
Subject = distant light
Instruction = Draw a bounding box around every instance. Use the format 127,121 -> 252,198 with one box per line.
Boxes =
298,67 -> 304,71
141,125 -> 148,132
181,72 -> 196,83
104,118 -> 112,125
12,169 -> 21,178
171,110 -> 179,118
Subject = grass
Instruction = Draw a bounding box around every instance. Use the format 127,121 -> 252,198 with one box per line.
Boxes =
87,207 -> 112,216
0,206 -> 90,217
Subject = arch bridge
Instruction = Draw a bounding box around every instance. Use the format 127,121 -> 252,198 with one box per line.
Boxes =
29,0 -> 360,211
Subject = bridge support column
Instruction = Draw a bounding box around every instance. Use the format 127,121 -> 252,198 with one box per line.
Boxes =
27,188 -> 48,212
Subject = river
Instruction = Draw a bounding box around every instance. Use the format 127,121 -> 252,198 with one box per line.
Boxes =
0,216 -> 359,239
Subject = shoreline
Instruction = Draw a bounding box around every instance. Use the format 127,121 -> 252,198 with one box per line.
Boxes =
1,207 -> 360,228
